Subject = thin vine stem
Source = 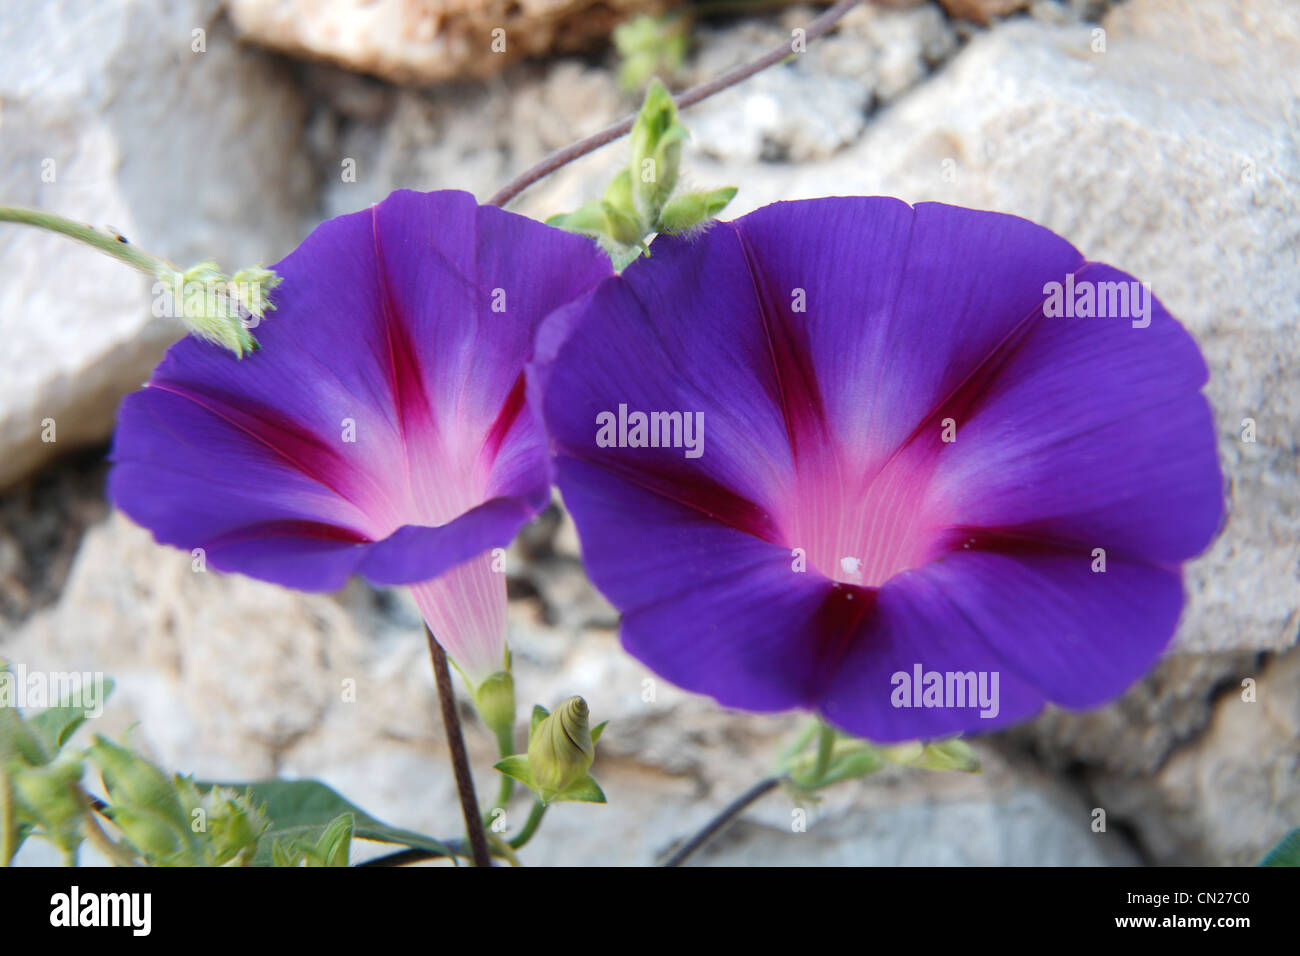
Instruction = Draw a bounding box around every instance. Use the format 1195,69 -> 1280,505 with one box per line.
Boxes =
662,775 -> 784,867
0,206 -> 170,275
486,0 -> 863,207
426,626 -> 493,867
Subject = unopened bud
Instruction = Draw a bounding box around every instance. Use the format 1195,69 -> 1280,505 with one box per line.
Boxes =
528,697 -> 594,801
157,260 -> 280,358
630,79 -> 687,220
11,753 -> 84,836
89,736 -> 188,832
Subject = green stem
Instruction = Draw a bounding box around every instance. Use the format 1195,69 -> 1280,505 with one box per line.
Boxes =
509,800 -> 547,850
0,206 -> 169,277
480,720 -> 515,831
811,721 -> 836,784
0,766 -> 14,867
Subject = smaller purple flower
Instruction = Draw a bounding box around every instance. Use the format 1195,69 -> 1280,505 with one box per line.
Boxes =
539,197 -> 1223,741
109,189 -> 611,687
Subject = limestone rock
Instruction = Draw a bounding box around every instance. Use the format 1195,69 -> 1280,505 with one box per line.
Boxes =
227,0 -> 679,85
939,0 -> 1029,25
0,0 -> 315,490
1092,644 -> 1300,865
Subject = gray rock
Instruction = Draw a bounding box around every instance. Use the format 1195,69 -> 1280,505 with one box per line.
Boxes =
0,0 -> 315,489
1091,643 -> 1300,865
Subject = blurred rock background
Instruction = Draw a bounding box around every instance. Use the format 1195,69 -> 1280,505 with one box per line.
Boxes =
1,0 -> 1296,865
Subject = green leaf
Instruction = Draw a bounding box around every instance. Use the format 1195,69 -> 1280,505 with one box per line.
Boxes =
590,721 -> 608,745
1260,828 -> 1300,866
196,779 -> 451,867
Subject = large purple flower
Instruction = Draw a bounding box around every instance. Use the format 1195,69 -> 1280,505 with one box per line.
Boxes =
538,197 -> 1223,740
110,189 -> 611,687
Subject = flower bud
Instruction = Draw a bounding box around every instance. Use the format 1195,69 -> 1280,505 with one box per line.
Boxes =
527,697 -> 595,802
11,753 -> 85,842
88,735 -> 188,832
192,784 -> 269,866
630,79 -> 687,221
157,260 -> 281,358
106,805 -> 186,862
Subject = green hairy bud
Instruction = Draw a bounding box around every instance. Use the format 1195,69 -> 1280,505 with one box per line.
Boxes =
630,79 -> 688,221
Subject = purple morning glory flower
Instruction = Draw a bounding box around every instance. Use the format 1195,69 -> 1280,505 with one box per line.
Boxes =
109,189 -> 611,687
538,197 -> 1223,741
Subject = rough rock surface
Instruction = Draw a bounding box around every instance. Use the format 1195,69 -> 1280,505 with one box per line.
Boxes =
0,0 -> 315,489
1091,647 -> 1300,865
227,0 -> 680,85
938,0 -> 1028,25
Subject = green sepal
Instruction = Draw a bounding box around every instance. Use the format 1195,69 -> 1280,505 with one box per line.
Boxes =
311,812 -> 354,867
603,169 -> 636,217
552,774 -> 606,805
656,186 -> 738,235
529,705 -> 550,740
494,754 -> 536,792
590,720 -> 608,745
884,739 -> 981,773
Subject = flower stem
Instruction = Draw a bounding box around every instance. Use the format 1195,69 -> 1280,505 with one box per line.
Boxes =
485,721 -> 515,819
509,800 -> 548,850
425,626 -> 493,868
662,774 -> 784,867
0,206 -> 170,276
812,720 -> 836,783
486,0 -> 863,207
0,767 -> 14,868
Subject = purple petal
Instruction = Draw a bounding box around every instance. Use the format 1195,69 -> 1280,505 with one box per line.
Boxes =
541,197 -> 1223,736
110,189 -> 611,683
